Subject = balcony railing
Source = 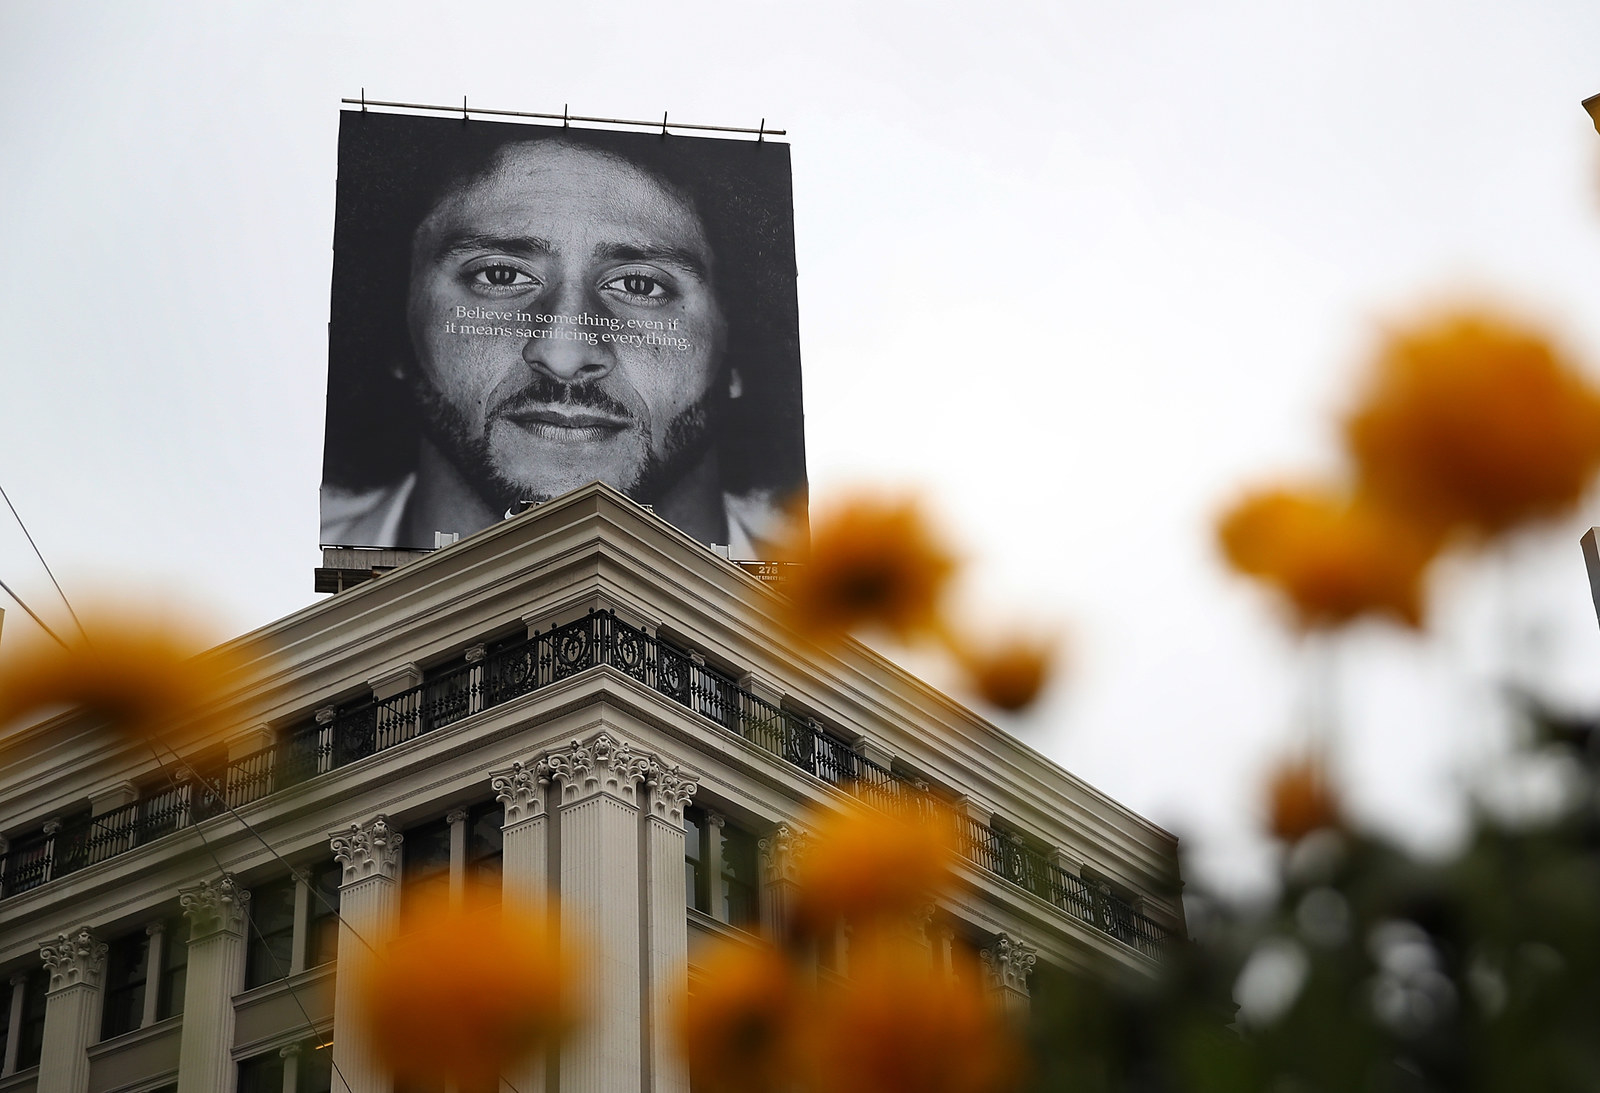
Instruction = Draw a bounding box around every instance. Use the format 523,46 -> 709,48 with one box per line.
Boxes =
0,610 -> 1174,957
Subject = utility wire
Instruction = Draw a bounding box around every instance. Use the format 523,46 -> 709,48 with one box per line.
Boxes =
0,573 -> 66,647
0,483 -> 86,642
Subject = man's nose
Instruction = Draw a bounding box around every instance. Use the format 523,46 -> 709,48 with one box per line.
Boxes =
521,285 -> 616,384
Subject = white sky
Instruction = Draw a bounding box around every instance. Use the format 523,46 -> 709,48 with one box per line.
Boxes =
3,0 -> 1600,897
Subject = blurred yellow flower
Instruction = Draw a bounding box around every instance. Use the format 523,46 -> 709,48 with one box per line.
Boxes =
1266,757 -> 1342,843
676,941 -> 805,1093
1217,485 -> 1437,629
358,893 -> 580,1090
788,804 -> 956,937
807,938 -> 1022,1093
949,633 -> 1057,712
780,492 -> 958,644
0,610 -> 260,751
1345,310 -> 1600,536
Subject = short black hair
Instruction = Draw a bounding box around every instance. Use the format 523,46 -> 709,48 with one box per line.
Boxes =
322,110 -> 806,502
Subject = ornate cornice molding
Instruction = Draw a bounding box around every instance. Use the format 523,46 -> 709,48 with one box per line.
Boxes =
180,874 -> 251,939
40,927 -> 107,992
330,815 -> 403,885
491,758 -> 552,825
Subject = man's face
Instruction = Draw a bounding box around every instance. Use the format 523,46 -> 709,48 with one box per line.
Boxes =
406,141 -> 728,508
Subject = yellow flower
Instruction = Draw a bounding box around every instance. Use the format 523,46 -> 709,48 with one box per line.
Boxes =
1266,757 -> 1341,843
1217,485 -> 1437,630
779,493 -> 958,644
0,609 -> 261,752
788,804 -> 956,937
358,893 -> 581,1090
806,938 -> 1022,1093
949,633 -> 1058,712
1345,310 -> 1600,536
677,941 -> 805,1093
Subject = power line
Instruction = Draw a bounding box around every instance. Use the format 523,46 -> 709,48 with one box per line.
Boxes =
0,483 -> 86,642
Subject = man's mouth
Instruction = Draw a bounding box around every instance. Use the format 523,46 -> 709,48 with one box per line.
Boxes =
501,404 -> 631,442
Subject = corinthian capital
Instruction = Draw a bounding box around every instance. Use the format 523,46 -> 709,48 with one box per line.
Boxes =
180,874 -> 252,939
549,732 -> 650,805
647,761 -> 699,823
759,823 -> 809,885
330,815 -> 403,885
491,758 -> 552,825
981,932 -> 1038,995
40,927 -> 107,991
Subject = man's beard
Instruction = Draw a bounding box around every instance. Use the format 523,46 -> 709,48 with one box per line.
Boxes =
410,371 -> 722,513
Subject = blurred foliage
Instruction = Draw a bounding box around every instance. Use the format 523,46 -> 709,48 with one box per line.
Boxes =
1019,703 -> 1600,1093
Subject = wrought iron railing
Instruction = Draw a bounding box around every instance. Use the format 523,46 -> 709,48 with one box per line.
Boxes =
0,610 -> 1175,956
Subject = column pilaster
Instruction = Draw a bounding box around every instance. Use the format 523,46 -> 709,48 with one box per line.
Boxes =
36,927 -> 106,1093
329,816 -> 403,1093
551,733 -> 649,1093
490,758 -> 552,1093
141,922 -> 165,1028
3,972 -> 24,1076
644,762 -> 698,1093
702,812 -> 727,924
175,875 -> 250,1093
981,933 -> 1037,1018
758,823 -> 808,940
491,759 -> 550,913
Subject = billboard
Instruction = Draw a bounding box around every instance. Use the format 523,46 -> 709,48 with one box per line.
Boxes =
321,110 -> 806,559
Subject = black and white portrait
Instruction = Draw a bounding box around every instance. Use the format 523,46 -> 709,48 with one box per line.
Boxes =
321,111 -> 807,557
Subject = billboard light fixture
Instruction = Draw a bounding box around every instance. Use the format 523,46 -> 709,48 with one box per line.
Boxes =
338,95 -> 785,140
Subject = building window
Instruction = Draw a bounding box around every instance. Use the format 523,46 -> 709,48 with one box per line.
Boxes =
401,816 -> 453,907
684,805 -> 760,930
306,859 -> 342,968
100,930 -> 150,1040
402,803 -> 503,910
720,825 -> 759,928
156,914 -> 188,1020
16,966 -> 47,1070
237,1038 -> 333,1093
685,809 -> 709,915
236,1049 -> 284,1093
246,875 -> 298,989
246,860 -> 343,989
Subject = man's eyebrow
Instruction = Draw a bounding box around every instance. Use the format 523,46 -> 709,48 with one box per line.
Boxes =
431,233 -> 554,259
594,242 -> 711,279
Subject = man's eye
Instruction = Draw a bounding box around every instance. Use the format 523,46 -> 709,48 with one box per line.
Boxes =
468,264 -> 538,290
603,272 -> 671,303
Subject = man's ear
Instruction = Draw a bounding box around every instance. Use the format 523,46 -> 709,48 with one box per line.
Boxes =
728,367 -> 743,399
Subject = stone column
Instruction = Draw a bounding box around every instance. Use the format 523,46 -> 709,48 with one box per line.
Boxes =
702,812 -> 726,924
175,876 -> 250,1093
3,972 -> 24,1075
644,762 -> 698,1093
279,1042 -> 302,1093
36,927 -> 106,1093
757,823 -> 808,940
328,816 -> 403,1093
491,759 -> 550,913
446,808 -> 470,903
980,933 -> 1037,1018
551,733 -> 650,1093
491,758 -> 552,1093
289,873 -> 311,976
140,922 -> 166,1028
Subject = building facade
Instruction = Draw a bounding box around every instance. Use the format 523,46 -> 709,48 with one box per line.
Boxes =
0,484 -> 1183,1093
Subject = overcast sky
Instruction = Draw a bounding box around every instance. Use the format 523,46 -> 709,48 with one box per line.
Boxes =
4,1 -> 1600,895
